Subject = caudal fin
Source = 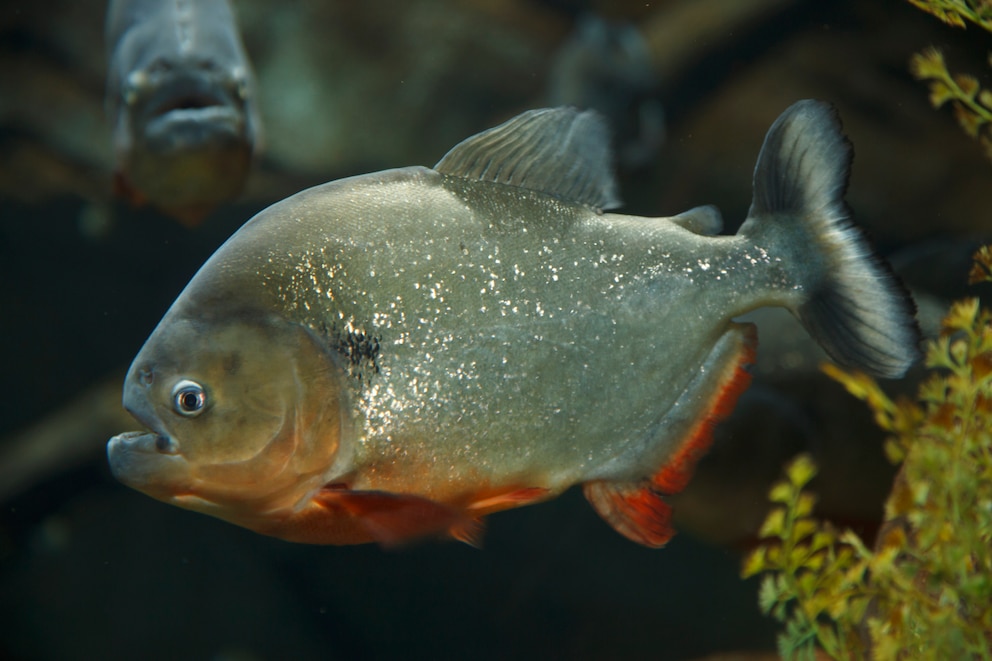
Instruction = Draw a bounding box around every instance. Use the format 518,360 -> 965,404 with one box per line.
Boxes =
742,100 -> 920,378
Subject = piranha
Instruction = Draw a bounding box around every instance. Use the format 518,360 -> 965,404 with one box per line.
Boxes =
108,101 -> 919,548
105,0 -> 261,225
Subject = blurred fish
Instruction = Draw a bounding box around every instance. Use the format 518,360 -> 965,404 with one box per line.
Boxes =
106,0 -> 261,225
107,101 -> 919,548
549,15 -> 664,169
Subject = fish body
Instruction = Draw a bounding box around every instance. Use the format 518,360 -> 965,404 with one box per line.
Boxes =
108,102 -> 919,547
106,0 -> 260,224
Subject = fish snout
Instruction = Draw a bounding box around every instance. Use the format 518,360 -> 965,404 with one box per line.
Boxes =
107,431 -> 187,495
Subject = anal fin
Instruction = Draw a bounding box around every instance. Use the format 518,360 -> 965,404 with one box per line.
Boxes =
583,323 -> 757,548
583,481 -> 674,548
651,322 -> 757,495
467,487 -> 551,514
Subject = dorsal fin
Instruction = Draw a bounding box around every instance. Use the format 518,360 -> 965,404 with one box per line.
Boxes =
434,107 -> 622,210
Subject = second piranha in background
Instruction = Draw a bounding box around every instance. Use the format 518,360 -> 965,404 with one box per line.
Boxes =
105,0 -> 261,225
548,14 -> 664,170
107,101 -> 920,549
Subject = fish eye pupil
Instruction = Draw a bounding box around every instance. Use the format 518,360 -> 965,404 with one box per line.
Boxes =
172,380 -> 206,416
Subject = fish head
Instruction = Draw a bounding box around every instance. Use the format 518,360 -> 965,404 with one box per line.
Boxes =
108,308 -> 346,527
114,61 -> 257,223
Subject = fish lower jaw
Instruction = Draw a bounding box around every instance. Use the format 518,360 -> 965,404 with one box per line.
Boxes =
144,106 -> 245,141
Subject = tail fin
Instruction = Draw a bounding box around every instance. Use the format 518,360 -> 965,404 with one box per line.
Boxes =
741,100 -> 920,378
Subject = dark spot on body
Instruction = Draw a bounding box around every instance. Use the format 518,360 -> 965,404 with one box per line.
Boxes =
323,321 -> 382,381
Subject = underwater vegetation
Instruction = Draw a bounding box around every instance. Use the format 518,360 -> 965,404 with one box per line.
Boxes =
906,0 -> 992,160
742,245 -> 992,659
907,0 -> 992,27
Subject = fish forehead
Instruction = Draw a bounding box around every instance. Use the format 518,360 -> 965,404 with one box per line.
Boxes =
186,166 -> 750,487
107,0 -> 247,68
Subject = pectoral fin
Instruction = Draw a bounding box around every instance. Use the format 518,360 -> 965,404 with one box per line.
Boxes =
113,171 -> 148,208
467,486 -> 551,514
273,485 -> 552,548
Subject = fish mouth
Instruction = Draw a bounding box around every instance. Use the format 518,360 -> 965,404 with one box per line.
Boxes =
142,105 -> 246,153
136,71 -> 248,151
107,422 -> 188,495
140,67 -> 242,119
153,90 -> 228,116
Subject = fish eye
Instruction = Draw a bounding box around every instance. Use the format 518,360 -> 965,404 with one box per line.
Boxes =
172,380 -> 207,417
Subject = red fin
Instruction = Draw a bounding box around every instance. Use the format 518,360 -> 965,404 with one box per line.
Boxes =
583,481 -> 674,548
467,487 -> 551,514
423,486 -> 549,547
113,171 -> 147,208
449,518 -> 485,548
113,171 -> 212,226
581,324 -> 757,548
651,323 -> 757,495
313,488 -> 481,548
162,204 -> 212,228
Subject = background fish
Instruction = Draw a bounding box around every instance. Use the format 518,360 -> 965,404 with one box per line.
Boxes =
107,100 -> 919,548
105,0 -> 261,225
548,14 -> 664,170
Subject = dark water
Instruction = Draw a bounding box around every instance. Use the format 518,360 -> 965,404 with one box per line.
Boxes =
1,1 -> 988,659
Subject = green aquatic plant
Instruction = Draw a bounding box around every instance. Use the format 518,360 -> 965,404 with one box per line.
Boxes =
905,1 -> 992,160
910,48 -> 992,160
742,246 -> 992,660
906,0 -> 992,29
